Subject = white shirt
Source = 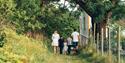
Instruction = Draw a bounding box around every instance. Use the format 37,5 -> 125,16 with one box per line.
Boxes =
67,37 -> 72,45
71,31 -> 79,42
63,42 -> 68,51
52,33 -> 60,43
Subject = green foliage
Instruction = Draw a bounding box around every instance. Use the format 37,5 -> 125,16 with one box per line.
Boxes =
0,0 -> 15,19
10,0 -> 45,33
112,5 -> 125,20
0,26 -> 87,63
85,0 -> 113,22
41,4 -> 79,38
79,46 -> 115,63
0,0 -> 80,38
75,0 -> 125,23
0,31 -> 5,47
0,27 -> 47,63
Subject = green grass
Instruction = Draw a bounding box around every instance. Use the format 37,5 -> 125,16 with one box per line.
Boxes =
0,27 -> 88,63
1,27 -> 124,63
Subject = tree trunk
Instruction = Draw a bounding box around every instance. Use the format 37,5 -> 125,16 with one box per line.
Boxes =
41,0 -> 48,7
92,11 -> 111,40
91,17 -> 107,38
98,20 -> 107,39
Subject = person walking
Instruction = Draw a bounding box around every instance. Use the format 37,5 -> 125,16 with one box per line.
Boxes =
63,39 -> 68,55
58,37 -> 64,54
71,29 -> 80,54
67,36 -> 72,54
52,31 -> 60,54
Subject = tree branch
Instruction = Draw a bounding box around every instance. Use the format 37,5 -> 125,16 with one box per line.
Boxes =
105,0 -> 119,19
76,0 -> 93,17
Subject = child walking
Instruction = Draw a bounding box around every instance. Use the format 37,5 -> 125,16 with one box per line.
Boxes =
67,36 -> 72,54
63,39 -> 68,55
58,37 -> 64,54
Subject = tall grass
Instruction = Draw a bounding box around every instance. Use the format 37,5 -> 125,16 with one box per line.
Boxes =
1,20 -> 123,63
0,27 -> 87,63
0,27 -> 48,63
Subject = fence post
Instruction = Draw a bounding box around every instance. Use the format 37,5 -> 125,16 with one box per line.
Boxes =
94,23 -> 96,48
108,27 -> 112,63
108,27 -> 111,54
97,33 -> 99,53
101,28 -> 104,56
118,26 -> 121,63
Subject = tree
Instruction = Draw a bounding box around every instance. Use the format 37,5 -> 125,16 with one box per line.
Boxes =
0,0 -> 80,38
74,0 -> 125,36
10,0 -> 45,33
47,0 -> 125,37
40,3 -> 80,38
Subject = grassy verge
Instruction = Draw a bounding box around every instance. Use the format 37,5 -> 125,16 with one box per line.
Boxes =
0,27 -> 47,63
0,27 -> 87,63
1,26 -> 124,63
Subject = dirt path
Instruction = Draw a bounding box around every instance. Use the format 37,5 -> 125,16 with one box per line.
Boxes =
45,54 -> 88,63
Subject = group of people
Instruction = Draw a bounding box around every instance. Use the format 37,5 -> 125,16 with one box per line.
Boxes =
51,29 -> 79,55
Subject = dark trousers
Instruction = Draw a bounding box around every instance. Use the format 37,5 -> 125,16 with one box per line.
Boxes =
59,46 -> 63,54
72,42 -> 78,48
68,45 -> 71,54
72,42 -> 78,54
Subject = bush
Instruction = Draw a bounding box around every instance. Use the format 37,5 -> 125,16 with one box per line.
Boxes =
0,32 -> 5,47
0,27 -> 48,63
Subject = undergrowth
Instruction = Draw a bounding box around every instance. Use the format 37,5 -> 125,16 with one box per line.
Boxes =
0,26 -> 86,63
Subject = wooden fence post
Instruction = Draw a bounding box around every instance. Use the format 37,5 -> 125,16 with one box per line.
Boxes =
101,28 -> 104,56
118,26 -> 121,63
108,27 -> 111,54
108,27 -> 112,63
94,23 -> 96,48
97,33 -> 99,53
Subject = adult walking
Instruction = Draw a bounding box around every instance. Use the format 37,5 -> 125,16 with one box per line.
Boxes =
52,31 -> 60,54
67,36 -> 72,54
58,37 -> 64,54
71,29 -> 80,54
